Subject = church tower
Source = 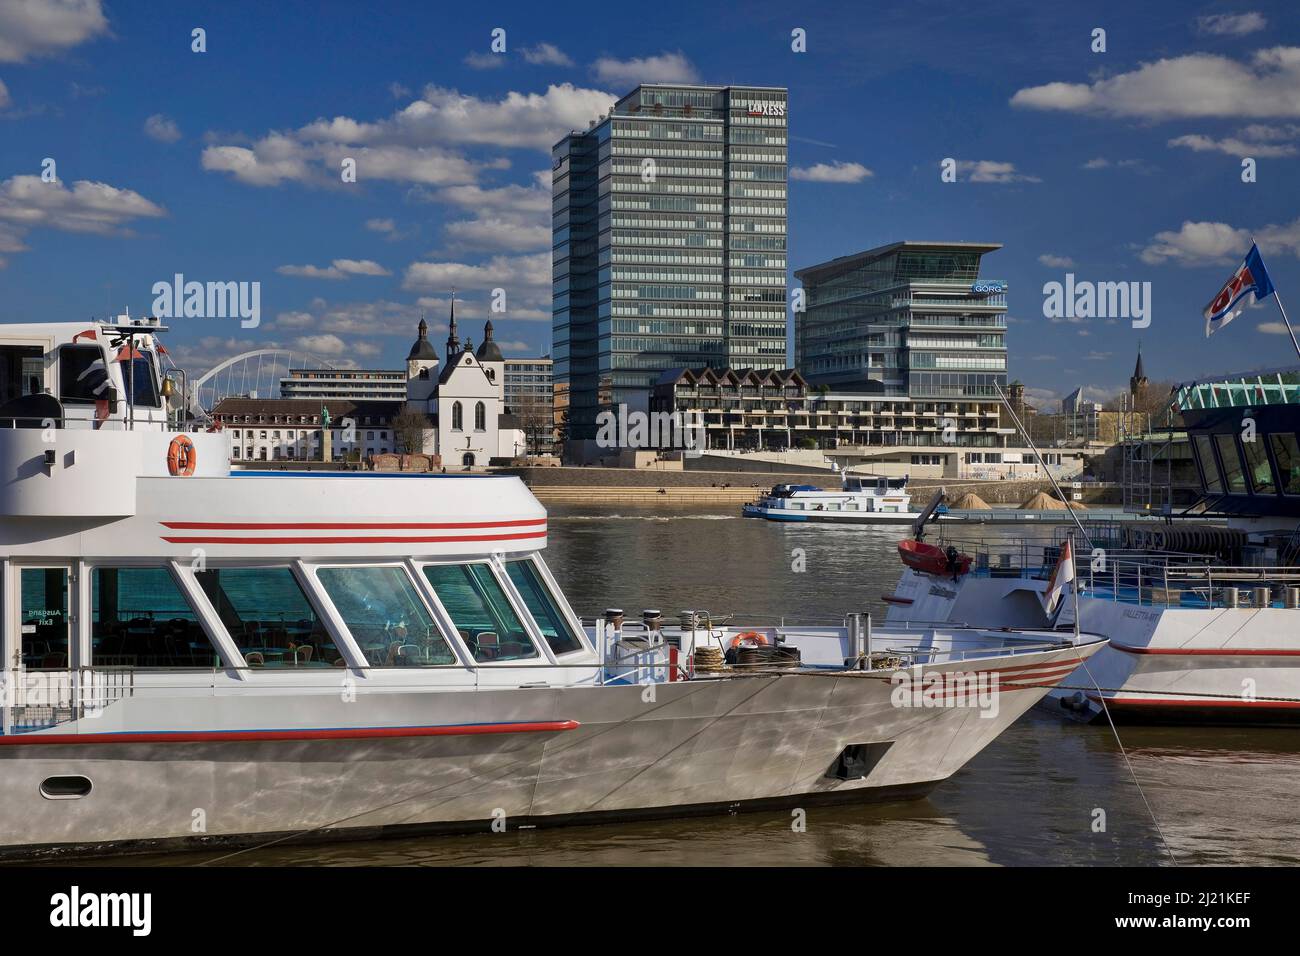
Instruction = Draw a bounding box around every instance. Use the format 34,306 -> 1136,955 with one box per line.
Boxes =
1129,343 -> 1149,403
405,313 -> 439,404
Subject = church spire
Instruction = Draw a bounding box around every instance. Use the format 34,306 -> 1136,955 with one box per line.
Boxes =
445,289 -> 459,359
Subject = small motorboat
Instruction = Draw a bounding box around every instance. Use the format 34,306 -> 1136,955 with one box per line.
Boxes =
898,539 -> 972,577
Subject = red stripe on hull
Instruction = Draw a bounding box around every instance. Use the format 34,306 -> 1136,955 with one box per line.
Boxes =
160,530 -> 548,545
1087,695 -> 1300,710
1111,642 -> 1300,657
160,519 -> 547,530
0,720 -> 580,746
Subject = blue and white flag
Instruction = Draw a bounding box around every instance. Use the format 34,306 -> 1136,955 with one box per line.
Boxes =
1204,243 -> 1276,337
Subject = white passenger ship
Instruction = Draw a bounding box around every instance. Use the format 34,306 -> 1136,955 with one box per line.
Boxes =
887,368 -> 1300,726
0,319 -> 1103,858
743,473 -> 920,523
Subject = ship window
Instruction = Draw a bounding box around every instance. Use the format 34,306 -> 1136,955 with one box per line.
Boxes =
92,567 -> 223,668
1193,435 -> 1222,493
120,353 -> 160,408
316,566 -> 455,667
58,345 -> 109,405
1213,434 -> 1247,493
196,567 -> 343,668
19,567 -> 69,670
422,563 -> 539,662
1269,433 -> 1300,495
0,345 -> 44,404
505,559 -> 584,655
1241,436 -> 1277,495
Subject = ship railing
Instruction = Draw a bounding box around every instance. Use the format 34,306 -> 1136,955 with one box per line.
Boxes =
0,666 -> 135,734
1081,558 -> 1300,609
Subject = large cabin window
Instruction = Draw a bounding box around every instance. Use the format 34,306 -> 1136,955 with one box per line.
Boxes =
316,566 -> 455,667
1193,435 -> 1222,493
196,567 -> 342,668
504,559 -> 584,655
1241,435 -> 1277,495
1269,433 -> 1300,495
92,567 -> 222,668
58,345 -> 109,405
1213,434 -> 1247,494
422,563 -> 539,663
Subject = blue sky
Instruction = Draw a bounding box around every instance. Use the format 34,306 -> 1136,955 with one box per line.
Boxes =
1,0 -> 1298,410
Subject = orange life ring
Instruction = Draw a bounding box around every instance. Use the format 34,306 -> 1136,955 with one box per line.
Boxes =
729,630 -> 769,649
167,435 -> 197,477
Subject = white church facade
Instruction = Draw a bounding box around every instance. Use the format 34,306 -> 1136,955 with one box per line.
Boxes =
407,307 -> 525,470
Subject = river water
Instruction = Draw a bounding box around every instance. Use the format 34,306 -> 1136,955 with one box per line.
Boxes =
119,505 -> 1300,866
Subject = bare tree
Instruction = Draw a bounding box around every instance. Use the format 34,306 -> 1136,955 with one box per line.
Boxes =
392,406 -> 431,454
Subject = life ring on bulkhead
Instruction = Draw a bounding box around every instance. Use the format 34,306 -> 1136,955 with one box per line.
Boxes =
729,630 -> 769,649
167,435 -> 197,477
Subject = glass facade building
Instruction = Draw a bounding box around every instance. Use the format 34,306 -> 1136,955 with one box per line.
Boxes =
553,84 -> 788,440
794,242 -> 1007,399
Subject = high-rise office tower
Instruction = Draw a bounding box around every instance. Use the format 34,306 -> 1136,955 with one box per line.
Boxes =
553,84 -> 788,444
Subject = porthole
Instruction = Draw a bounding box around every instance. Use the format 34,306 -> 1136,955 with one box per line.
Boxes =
40,775 -> 92,800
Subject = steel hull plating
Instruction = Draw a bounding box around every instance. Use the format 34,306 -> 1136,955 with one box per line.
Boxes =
0,652 -> 1085,859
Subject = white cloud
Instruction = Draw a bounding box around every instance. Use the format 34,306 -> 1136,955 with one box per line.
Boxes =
0,0 -> 109,63
205,85 -> 615,188
464,51 -> 505,70
1197,12 -> 1266,36
1168,123 -> 1300,157
1259,321 -> 1291,334
277,258 -> 391,280
201,134 -> 312,187
143,113 -> 181,143
1081,157 -> 1144,170
1140,220 -> 1252,265
403,252 -> 550,294
268,297 -> 422,338
0,175 -> 165,247
0,78 -> 10,110
1038,254 -> 1075,268
1011,47 -> 1300,119
591,50 -> 699,86
789,160 -> 873,183
443,216 -> 551,252
495,339 -> 535,354
1139,217 -> 1300,266
365,217 -> 395,234
293,333 -> 381,358
955,159 -> 1040,183
523,43 -> 573,67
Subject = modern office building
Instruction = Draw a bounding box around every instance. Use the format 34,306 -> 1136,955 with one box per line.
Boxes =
503,357 -> 555,453
279,368 -> 410,402
794,241 -> 1008,399
553,83 -> 789,446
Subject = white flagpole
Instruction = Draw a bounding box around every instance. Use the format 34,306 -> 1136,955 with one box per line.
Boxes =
1070,531 -> 1081,644
1273,289 -> 1300,361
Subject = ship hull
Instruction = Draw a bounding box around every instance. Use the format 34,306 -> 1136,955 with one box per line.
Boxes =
0,649 -> 1089,860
